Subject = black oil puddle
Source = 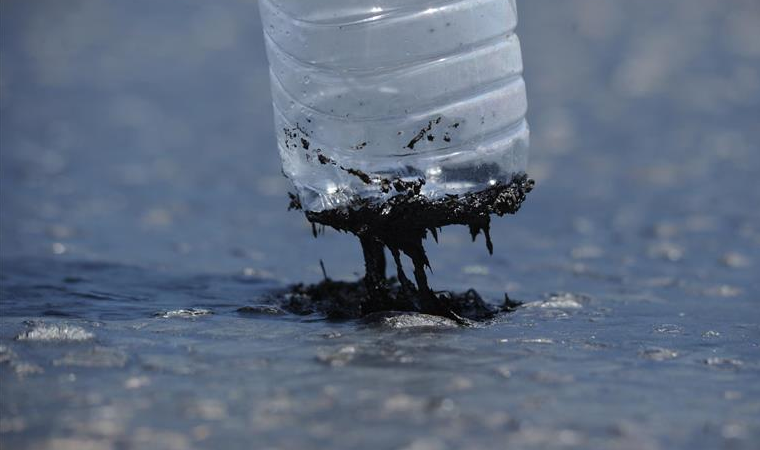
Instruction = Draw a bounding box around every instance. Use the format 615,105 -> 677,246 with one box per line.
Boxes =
263,277 -> 522,325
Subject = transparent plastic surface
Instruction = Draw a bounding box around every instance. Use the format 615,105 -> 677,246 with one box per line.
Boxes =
260,0 -> 529,212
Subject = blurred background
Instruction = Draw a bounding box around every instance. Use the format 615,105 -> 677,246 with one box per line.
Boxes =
1,1 -> 759,449
1,0 -> 759,285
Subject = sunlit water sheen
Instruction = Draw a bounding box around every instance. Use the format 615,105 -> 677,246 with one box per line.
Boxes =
1,1 -> 759,449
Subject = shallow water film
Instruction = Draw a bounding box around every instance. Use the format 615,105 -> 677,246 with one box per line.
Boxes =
1,1 -> 759,449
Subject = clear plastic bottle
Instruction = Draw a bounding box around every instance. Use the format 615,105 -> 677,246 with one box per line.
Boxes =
259,0 -> 529,212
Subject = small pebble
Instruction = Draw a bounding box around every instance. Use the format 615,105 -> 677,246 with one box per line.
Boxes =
155,308 -> 212,319
16,323 -> 94,342
639,347 -> 678,361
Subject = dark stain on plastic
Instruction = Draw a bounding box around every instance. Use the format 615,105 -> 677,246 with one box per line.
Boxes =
318,154 -> 334,165
342,167 -> 372,184
406,117 -> 442,150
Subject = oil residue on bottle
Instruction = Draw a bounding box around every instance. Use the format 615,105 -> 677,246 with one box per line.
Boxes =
261,0 -> 532,322
288,173 -> 533,324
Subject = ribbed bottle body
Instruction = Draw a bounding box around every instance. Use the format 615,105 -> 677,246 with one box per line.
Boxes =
260,0 -> 529,211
